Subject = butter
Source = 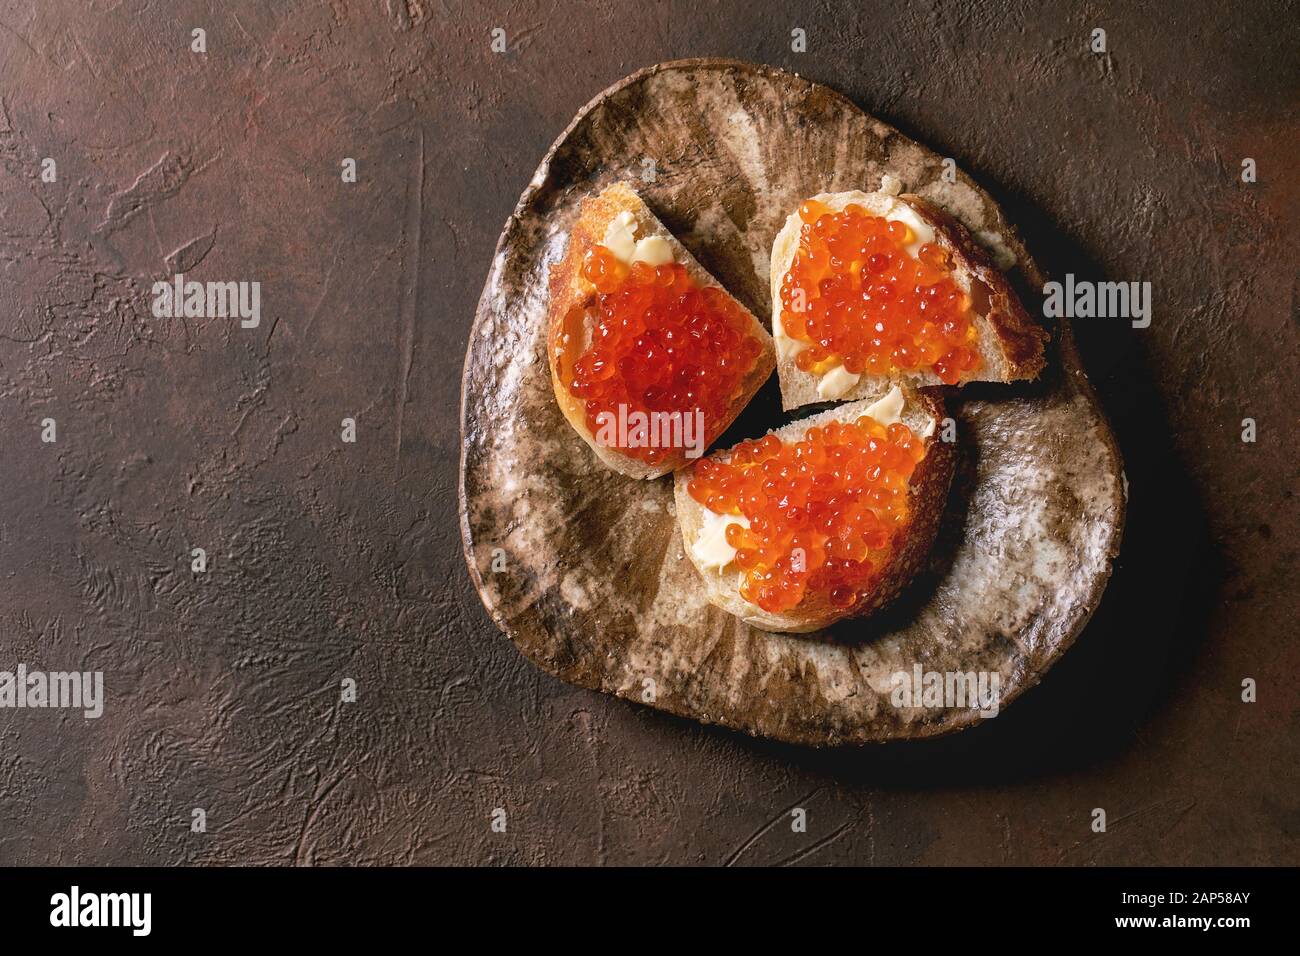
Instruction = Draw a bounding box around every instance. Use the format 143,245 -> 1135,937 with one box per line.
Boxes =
816,364 -> 861,401
602,211 -> 638,263
773,312 -> 808,360
691,510 -> 750,570
863,384 -> 905,426
601,210 -> 674,267
886,200 -> 935,258
874,174 -> 933,254
631,235 -> 673,265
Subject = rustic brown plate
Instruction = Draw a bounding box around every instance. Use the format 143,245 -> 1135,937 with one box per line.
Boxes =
459,59 -> 1125,746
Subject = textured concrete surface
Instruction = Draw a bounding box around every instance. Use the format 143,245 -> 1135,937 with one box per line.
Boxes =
1,0 -> 1296,864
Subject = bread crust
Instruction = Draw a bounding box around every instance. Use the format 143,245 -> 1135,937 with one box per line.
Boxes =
907,195 -> 1048,379
673,387 -> 955,633
547,182 -> 776,478
771,190 -> 1048,410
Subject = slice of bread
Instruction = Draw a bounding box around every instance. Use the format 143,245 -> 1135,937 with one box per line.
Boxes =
771,186 -> 1048,410
548,182 -> 776,479
673,385 -> 955,633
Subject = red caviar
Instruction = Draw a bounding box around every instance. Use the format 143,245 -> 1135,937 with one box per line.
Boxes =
779,199 -> 980,385
557,245 -> 763,464
687,414 -> 927,614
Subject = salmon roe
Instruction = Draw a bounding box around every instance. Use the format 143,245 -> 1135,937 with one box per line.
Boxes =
687,414 -> 927,614
779,199 -> 980,385
556,246 -> 764,464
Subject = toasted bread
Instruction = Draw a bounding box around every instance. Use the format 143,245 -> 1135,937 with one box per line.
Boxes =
771,185 -> 1048,410
673,385 -> 954,633
547,182 -> 776,478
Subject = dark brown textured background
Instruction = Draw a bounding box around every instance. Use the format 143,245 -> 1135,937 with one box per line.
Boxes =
0,0 -> 1295,865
